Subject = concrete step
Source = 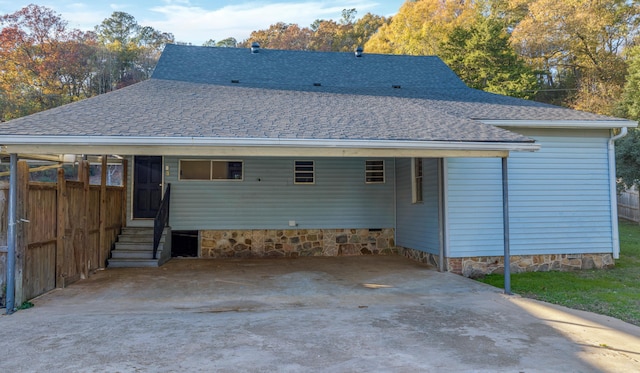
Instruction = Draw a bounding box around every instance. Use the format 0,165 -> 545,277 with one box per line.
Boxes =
120,227 -> 155,236
115,242 -> 153,251
111,249 -> 155,259
117,235 -> 164,244
107,258 -> 160,268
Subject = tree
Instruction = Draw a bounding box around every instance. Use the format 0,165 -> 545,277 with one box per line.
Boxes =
94,12 -> 173,90
509,0 -> 638,114
0,5 -> 96,119
241,22 -> 312,50
618,46 -> 640,121
440,16 -> 538,99
365,0 -> 478,55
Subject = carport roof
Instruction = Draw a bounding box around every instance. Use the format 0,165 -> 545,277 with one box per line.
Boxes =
0,44 -> 634,156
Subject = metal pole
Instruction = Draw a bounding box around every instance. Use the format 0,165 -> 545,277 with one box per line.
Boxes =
502,157 -> 511,295
6,153 -> 17,314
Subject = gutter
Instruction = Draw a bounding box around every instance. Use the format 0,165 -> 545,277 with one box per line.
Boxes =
483,119 -> 638,129
0,136 -> 540,153
609,127 -> 628,259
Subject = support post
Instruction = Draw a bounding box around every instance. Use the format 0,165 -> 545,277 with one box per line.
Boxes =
502,157 -> 511,295
99,156 -> 107,268
437,158 -> 446,272
12,161 -> 30,308
121,159 -> 128,228
6,154 -> 17,314
56,168 -> 67,288
81,160 -> 90,278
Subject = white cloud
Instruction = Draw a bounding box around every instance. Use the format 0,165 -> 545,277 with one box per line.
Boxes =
146,1 -> 378,45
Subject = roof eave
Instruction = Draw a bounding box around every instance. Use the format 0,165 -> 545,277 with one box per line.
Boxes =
0,136 -> 539,157
481,119 -> 638,129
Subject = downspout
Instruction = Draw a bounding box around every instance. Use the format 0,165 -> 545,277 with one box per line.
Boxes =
6,153 -> 17,314
609,127 -> 628,259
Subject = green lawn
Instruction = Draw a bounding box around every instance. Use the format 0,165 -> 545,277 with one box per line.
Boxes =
477,220 -> 640,326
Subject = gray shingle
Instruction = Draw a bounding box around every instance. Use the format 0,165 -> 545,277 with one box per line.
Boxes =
1,44 -> 627,144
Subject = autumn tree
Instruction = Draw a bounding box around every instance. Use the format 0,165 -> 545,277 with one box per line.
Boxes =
241,9 -> 387,52
0,5 -> 96,119
365,0 -> 478,55
509,0 -> 638,114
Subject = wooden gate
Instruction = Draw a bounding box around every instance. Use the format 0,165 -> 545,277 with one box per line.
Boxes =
0,159 -> 126,305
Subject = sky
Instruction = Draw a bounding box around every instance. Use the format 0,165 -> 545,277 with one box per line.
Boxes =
0,1 -> 406,45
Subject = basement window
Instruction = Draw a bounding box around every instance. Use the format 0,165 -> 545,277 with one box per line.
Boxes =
294,160 -> 315,184
365,160 -> 385,183
179,160 -> 243,181
412,158 -> 423,203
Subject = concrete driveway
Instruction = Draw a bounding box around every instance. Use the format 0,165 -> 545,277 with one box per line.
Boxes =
1,256 -> 639,372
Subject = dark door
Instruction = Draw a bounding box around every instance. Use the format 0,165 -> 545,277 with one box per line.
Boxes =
133,156 -> 163,218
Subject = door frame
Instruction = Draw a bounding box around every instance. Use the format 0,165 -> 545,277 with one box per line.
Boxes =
131,155 -> 164,220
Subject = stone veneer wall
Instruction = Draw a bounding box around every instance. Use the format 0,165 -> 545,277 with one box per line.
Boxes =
398,247 -> 615,277
200,228 -> 396,258
448,253 -> 615,278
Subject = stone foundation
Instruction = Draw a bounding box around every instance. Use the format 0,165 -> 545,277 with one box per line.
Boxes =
397,247 -> 614,277
398,246 -> 441,270
448,253 -> 615,278
200,228 -> 396,258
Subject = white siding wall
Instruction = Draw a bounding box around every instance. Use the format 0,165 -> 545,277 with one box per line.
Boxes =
446,129 -> 614,257
161,156 -> 395,231
395,158 -> 440,253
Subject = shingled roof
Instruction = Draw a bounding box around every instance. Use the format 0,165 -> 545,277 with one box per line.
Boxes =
0,44 -> 634,156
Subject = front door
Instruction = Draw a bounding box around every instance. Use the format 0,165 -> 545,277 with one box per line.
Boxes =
133,156 -> 163,218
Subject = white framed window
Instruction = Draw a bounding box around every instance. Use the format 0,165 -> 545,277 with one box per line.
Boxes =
179,160 -> 243,181
411,158 -> 423,203
365,160 -> 385,183
294,160 -> 315,184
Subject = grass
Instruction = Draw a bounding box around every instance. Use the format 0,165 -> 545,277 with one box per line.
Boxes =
477,220 -> 640,326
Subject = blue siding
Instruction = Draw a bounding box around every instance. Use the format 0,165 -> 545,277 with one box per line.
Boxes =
395,158 -> 440,254
446,158 -> 504,257
446,129 -> 613,257
163,157 -> 395,230
507,129 -> 613,255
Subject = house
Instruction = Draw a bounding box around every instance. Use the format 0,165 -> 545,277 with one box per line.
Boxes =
1,43 -> 636,279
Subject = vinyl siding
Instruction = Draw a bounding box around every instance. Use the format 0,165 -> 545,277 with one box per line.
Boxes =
395,158 -> 440,254
162,156 -> 395,230
446,129 -> 613,257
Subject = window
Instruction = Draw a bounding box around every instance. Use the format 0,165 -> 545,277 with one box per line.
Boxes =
294,160 -> 315,184
179,160 -> 243,181
365,160 -> 385,183
412,158 -> 423,203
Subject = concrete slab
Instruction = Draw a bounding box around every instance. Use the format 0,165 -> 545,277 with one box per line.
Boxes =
1,256 -> 639,372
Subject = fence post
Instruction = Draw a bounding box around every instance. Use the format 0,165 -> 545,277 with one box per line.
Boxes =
14,161 -> 29,307
56,168 -> 67,288
81,160 -> 90,279
99,156 -> 107,268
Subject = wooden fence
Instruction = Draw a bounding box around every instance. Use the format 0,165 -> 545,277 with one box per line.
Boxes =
618,188 -> 640,223
0,159 -> 126,306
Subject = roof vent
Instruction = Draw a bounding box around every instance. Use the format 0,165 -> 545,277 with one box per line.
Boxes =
355,46 -> 363,57
251,42 -> 260,53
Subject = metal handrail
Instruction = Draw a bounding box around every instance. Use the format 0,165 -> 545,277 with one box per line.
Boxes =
153,183 -> 171,259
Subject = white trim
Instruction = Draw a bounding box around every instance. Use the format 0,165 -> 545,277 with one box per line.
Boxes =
0,135 -> 540,154
484,119 -> 638,129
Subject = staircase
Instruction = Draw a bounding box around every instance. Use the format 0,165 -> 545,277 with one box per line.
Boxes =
108,227 -> 171,268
